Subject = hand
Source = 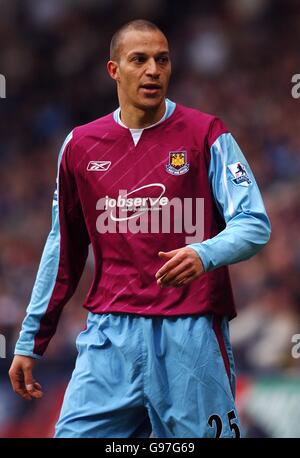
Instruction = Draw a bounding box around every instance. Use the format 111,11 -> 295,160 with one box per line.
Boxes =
9,355 -> 43,401
155,247 -> 205,288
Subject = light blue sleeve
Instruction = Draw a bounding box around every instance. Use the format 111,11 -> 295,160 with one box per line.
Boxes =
188,133 -> 271,271
14,132 -> 73,359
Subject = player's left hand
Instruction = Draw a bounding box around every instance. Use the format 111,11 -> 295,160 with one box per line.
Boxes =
155,247 -> 205,288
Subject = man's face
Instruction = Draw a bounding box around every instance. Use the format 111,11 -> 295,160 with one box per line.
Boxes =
109,29 -> 171,111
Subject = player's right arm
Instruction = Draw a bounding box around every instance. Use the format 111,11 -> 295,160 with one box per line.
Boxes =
9,131 -> 90,399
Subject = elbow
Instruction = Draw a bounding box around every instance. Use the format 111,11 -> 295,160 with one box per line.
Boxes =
236,212 -> 271,261
260,215 -> 271,247
250,214 -> 271,255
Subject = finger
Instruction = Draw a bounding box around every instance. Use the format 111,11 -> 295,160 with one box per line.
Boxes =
9,369 -> 31,399
175,273 -> 196,287
25,381 -> 42,390
164,255 -> 205,287
29,390 -> 43,399
157,261 -> 189,285
164,270 -> 195,288
30,382 -> 43,399
23,367 -> 41,396
171,268 -> 194,284
25,381 -> 43,398
155,253 -> 183,279
14,387 -> 33,401
158,249 -> 181,259
12,378 -> 33,400
156,258 -> 180,278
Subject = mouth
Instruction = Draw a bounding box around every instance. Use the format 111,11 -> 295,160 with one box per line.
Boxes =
140,83 -> 162,96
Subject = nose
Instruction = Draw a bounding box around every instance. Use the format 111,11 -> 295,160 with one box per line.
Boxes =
145,58 -> 160,78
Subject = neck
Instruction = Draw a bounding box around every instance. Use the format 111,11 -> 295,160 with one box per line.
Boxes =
118,98 -> 166,129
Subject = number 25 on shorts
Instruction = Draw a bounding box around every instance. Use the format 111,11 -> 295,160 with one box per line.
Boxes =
208,410 -> 241,438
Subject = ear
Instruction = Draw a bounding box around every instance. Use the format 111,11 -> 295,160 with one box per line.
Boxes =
107,60 -> 120,82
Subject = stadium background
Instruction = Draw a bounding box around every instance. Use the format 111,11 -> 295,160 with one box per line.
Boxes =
0,0 -> 300,438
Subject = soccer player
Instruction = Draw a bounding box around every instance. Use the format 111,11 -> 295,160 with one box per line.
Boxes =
9,20 -> 271,438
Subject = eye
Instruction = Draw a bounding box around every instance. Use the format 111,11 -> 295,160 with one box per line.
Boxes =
157,56 -> 169,64
132,56 -> 146,63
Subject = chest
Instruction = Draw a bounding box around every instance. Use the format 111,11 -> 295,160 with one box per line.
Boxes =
76,129 -> 209,203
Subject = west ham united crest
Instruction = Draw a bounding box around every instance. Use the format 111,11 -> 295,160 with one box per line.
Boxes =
166,151 -> 189,175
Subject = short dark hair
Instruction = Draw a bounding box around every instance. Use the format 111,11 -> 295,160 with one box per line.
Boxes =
110,19 -> 165,61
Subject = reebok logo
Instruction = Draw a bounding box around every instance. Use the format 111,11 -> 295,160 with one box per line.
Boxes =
87,161 -> 111,171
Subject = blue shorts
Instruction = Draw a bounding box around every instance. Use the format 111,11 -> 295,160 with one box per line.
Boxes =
54,312 -> 241,438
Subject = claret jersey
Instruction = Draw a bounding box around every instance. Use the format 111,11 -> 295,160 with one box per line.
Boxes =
15,99 -> 271,358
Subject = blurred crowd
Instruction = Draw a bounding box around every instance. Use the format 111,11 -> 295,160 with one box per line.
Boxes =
0,0 -> 300,437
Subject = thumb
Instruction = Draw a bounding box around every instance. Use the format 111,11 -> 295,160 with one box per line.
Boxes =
158,249 -> 180,259
24,367 -> 35,392
24,367 -> 43,398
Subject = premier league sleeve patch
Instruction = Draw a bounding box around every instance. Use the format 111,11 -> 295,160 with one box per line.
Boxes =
227,162 -> 252,187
